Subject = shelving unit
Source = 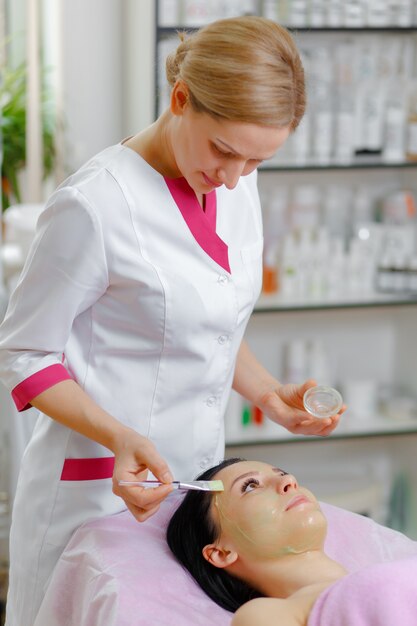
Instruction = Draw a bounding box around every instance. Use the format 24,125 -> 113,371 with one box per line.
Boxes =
255,292 -> 417,312
226,417 -> 417,446
155,1 -> 417,534
259,158 -> 417,171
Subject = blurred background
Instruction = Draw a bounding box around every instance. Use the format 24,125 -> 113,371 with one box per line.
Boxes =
1,1 -> 417,621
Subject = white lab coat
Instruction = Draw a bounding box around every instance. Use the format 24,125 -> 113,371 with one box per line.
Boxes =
0,143 -> 263,625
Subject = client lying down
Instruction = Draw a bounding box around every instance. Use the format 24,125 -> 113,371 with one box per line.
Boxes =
167,458 -> 417,626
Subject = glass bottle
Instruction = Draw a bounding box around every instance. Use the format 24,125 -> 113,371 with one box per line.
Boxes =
406,81 -> 417,162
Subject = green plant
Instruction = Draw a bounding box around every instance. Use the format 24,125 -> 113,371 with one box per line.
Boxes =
1,63 -> 56,211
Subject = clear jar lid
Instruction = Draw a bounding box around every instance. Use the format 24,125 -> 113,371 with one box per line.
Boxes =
303,385 -> 343,418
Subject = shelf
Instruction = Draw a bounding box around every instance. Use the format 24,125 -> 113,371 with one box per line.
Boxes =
157,26 -> 417,35
289,26 -> 417,32
259,156 -> 417,172
254,292 -> 417,313
226,416 -> 417,447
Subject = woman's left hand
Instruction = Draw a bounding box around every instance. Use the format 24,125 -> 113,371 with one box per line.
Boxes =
258,379 -> 347,437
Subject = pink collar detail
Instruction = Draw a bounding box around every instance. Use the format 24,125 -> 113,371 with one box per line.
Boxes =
164,176 -> 230,273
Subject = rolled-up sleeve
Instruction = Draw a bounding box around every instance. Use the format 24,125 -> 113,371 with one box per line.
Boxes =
0,186 -> 109,410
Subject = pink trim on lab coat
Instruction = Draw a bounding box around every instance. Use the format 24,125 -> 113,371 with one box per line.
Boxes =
60,456 -> 115,481
164,176 -> 231,273
11,363 -> 72,411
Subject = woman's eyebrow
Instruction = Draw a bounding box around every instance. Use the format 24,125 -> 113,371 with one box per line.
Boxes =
215,138 -> 240,155
215,138 -> 272,161
272,467 -> 288,475
230,470 -> 260,489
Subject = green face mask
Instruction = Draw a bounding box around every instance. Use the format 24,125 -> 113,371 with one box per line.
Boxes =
214,486 -> 326,561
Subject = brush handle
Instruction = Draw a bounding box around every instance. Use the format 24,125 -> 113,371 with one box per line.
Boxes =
118,480 -> 180,489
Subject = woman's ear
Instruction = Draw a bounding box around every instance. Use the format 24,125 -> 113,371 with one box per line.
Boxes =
171,80 -> 189,115
202,543 -> 238,569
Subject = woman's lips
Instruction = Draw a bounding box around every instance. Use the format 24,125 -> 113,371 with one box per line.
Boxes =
285,495 -> 311,511
202,173 -> 222,188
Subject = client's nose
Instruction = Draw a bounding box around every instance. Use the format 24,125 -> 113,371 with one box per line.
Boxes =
277,473 -> 298,494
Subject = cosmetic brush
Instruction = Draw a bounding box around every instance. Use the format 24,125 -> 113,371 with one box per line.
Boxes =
118,479 -> 224,492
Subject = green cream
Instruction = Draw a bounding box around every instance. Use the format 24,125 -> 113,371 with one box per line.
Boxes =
214,492 -> 326,560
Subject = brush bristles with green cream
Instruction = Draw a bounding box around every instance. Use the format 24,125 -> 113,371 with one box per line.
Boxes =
205,480 -> 224,492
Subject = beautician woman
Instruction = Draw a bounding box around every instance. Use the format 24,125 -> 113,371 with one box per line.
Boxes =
0,16 -> 342,626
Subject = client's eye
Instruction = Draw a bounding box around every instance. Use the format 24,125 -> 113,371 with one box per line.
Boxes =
241,478 -> 260,493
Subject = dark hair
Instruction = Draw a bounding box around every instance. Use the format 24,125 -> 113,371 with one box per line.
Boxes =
166,457 -> 263,612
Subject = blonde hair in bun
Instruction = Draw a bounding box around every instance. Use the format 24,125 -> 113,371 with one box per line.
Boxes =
166,32 -> 192,88
165,16 -> 305,130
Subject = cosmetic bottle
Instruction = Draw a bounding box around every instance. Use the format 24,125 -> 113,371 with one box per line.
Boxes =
383,78 -> 407,163
381,190 -> 416,225
297,229 -> 314,298
280,234 -> 298,298
262,247 -> 279,295
306,339 -> 333,387
312,108 -> 333,164
284,340 -> 307,384
276,0 -> 290,24
288,0 -> 308,27
310,48 -> 334,163
364,80 -> 386,154
291,185 -> 321,232
334,44 -> 355,164
351,187 -> 375,238
343,0 -> 365,26
322,185 -> 351,244
349,228 -> 383,295
238,0 -> 259,16
353,38 -> 381,153
326,238 -> 347,298
406,81 -> 417,161
310,228 -> 330,299
382,225 -> 416,287
391,0 -> 413,26
346,241 -> 367,293
366,0 -> 390,26
326,0 -> 343,26
262,0 -> 278,19
309,0 -> 326,26
262,190 -> 288,294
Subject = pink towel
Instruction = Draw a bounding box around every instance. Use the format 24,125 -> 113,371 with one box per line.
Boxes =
308,556 -> 417,626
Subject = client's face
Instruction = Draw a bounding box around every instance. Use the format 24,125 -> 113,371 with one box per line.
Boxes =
210,461 -> 327,562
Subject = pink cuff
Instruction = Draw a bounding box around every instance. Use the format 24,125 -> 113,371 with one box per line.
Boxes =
61,457 -> 115,481
12,363 -> 72,411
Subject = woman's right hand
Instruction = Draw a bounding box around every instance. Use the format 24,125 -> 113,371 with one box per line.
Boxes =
111,427 -> 174,522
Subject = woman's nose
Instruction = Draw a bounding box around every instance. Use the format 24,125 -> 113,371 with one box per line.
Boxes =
217,162 -> 245,189
276,473 -> 298,494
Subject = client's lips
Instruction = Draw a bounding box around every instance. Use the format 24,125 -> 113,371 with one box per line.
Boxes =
285,495 -> 311,511
202,173 -> 222,188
